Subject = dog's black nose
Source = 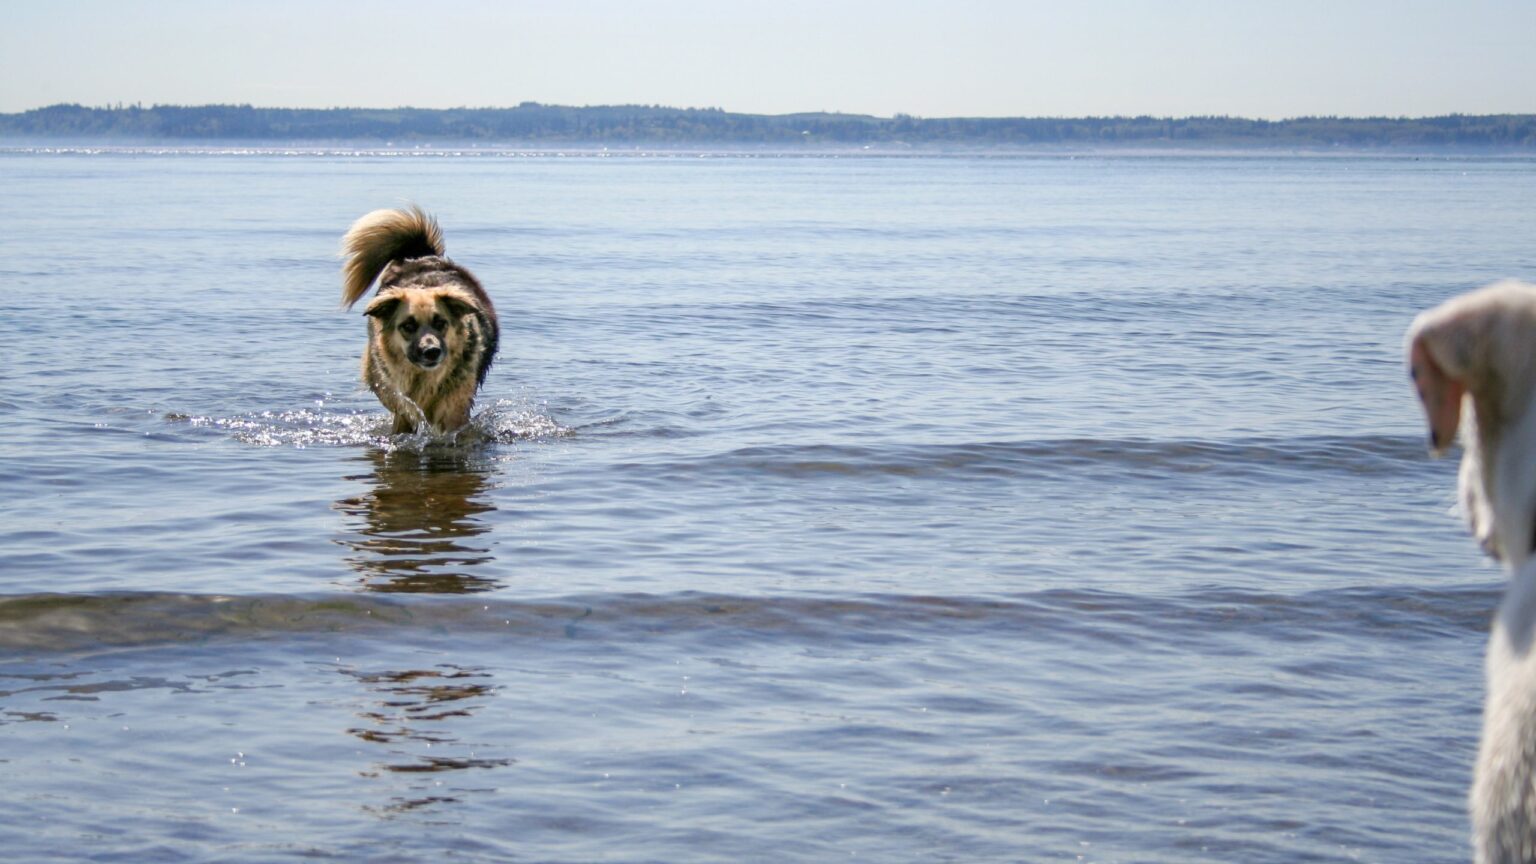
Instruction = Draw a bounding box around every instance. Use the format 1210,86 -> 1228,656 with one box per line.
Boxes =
421,345 -> 443,363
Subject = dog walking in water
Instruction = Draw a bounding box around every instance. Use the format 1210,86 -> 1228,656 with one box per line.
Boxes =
340,207 -> 499,434
1408,281 -> 1536,863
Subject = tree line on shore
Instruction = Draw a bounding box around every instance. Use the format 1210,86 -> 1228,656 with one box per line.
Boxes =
3,102 -> 1534,149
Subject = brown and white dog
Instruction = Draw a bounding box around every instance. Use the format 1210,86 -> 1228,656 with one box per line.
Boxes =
340,207 -> 499,434
1408,280 -> 1536,864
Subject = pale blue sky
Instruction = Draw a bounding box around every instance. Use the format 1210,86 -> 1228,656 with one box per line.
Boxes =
2,0 -> 1532,118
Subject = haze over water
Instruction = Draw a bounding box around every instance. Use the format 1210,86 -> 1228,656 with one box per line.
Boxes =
2,148 -> 1534,862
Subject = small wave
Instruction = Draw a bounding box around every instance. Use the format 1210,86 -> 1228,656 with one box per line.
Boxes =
0,585 -> 1494,654
165,398 -> 569,450
612,434 -> 1435,482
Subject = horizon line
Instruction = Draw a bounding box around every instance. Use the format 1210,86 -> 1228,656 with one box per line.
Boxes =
7,101 -> 1535,124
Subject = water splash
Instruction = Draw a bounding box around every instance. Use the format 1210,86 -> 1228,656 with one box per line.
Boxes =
167,398 -> 569,450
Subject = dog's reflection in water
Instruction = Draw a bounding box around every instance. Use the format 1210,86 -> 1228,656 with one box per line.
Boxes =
334,449 -> 513,812
343,663 -> 513,812
335,448 -> 500,594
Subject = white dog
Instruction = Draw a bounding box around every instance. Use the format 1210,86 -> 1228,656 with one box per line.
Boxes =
1408,280 -> 1536,863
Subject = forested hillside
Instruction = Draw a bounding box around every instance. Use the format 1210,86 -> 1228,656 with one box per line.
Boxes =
4,103 -> 1533,148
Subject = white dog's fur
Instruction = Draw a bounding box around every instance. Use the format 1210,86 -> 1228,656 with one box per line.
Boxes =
1407,280 -> 1536,863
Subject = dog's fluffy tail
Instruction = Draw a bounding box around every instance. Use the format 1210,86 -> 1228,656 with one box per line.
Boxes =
340,206 -> 446,309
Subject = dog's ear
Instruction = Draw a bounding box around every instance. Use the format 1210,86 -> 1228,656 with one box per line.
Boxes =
1408,329 -> 1465,456
1407,289 -> 1511,457
438,292 -> 479,321
363,294 -> 402,322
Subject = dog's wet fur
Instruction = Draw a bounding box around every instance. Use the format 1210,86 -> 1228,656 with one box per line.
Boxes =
340,207 -> 499,434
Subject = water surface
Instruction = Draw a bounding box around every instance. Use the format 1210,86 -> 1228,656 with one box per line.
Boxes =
2,149 -> 1535,862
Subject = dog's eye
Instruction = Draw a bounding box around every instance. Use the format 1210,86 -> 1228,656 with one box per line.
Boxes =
399,318 -> 418,334
432,315 -> 447,330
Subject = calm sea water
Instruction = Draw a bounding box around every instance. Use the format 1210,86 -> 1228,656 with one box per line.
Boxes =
2,147 -> 1535,862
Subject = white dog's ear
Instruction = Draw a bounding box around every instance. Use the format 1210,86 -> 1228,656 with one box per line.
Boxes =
1408,327 -> 1466,456
363,294 -> 402,321
1406,283 -> 1536,456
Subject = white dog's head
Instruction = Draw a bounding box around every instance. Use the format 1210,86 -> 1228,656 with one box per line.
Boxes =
1407,280 -> 1536,565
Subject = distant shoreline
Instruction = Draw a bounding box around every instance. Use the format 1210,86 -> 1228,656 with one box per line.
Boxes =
7,143 -> 1536,161
3,103 -> 1534,150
